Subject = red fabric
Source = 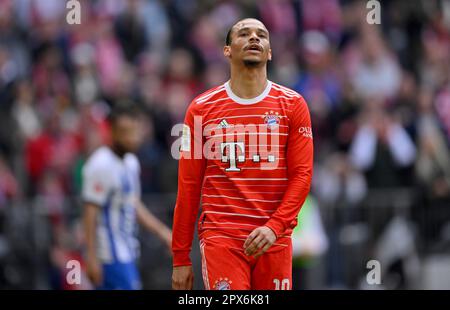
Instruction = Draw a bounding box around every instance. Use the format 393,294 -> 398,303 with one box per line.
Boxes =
199,237 -> 292,290
25,130 -> 82,185
172,82 -> 313,266
25,133 -> 53,182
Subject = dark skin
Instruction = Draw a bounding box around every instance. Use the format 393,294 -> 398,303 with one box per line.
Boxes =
172,18 -> 277,290
225,18 -> 272,99
84,115 -> 172,286
111,115 -> 142,157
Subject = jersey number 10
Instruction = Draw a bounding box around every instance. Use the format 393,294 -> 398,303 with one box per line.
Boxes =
273,278 -> 290,290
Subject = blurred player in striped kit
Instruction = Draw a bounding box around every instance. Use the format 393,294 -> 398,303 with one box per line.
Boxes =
82,106 -> 172,290
172,18 -> 313,290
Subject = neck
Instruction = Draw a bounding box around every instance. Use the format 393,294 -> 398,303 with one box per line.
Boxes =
111,143 -> 126,159
229,64 -> 268,99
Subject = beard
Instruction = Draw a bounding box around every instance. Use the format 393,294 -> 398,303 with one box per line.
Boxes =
112,142 -> 129,158
243,59 -> 263,67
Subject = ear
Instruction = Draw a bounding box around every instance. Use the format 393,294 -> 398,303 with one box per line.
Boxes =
268,48 -> 272,61
223,46 -> 231,59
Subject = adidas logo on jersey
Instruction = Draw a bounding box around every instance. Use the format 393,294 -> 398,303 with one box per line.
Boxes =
217,119 -> 233,129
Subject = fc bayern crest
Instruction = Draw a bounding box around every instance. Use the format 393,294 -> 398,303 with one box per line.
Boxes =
214,277 -> 232,290
262,111 -> 281,130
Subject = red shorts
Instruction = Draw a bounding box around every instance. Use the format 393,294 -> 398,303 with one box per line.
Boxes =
199,238 -> 292,290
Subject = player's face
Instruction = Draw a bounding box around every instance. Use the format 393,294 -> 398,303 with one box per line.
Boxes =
111,116 -> 142,154
225,19 -> 272,67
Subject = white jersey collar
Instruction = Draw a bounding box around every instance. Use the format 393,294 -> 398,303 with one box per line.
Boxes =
224,80 -> 272,105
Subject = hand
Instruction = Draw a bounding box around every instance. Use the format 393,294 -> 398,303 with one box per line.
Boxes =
243,226 -> 277,258
86,256 -> 102,287
172,265 -> 194,290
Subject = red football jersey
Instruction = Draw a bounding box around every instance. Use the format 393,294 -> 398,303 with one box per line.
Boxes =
172,80 -> 313,266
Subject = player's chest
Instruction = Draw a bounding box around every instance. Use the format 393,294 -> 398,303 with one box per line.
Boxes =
202,104 -> 290,170
109,168 -> 139,201
202,103 -> 290,130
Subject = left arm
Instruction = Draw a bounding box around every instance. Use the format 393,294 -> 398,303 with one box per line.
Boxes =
136,201 -> 172,251
387,123 -> 416,167
244,96 -> 314,257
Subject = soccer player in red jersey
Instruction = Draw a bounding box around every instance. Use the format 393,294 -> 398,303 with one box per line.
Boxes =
171,18 -> 313,290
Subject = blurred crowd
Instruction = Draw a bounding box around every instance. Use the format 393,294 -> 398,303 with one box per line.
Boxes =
0,0 -> 449,289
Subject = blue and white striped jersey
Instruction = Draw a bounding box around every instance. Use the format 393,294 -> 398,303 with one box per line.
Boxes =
82,146 -> 141,264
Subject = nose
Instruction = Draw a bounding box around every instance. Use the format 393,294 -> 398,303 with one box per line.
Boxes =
249,31 -> 260,42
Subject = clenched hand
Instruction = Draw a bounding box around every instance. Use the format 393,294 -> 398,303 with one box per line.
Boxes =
243,226 -> 277,258
172,265 -> 194,290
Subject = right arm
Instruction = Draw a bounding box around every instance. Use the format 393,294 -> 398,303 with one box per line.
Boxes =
172,102 -> 206,290
83,202 -> 102,286
81,160 -> 110,287
350,125 -> 377,171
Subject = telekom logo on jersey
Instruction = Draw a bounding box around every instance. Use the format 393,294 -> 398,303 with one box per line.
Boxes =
170,116 -> 286,171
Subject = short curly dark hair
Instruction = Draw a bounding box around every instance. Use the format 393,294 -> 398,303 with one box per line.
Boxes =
225,25 -> 234,46
108,103 -> 140,126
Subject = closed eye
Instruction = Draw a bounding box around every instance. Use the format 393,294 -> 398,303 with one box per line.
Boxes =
258,31 -> 268,38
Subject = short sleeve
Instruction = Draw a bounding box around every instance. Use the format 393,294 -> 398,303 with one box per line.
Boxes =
82,163 -> 112,207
